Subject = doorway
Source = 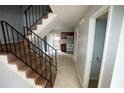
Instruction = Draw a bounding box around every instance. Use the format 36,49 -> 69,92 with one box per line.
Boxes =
88,12 -> 108,88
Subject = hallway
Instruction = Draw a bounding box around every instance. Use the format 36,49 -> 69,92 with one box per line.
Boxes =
54,51 -> 81,88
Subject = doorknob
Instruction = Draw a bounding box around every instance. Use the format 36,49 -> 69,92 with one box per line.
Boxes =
96,57 -> 101,62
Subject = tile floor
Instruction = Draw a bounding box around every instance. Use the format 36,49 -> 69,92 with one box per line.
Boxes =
54,51 -> 81,88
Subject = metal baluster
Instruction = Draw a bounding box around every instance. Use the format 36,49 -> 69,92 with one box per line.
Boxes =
23,27 -> 26,37
48,45 -> 50,56
35,6 -> 37,21
39,54 -> 42,74
39,6 -> 40,19
50,47 -> 52,59
28,40 -> 32,66
53,50 -> 56,63
42,5 -> 44,15
1,22 -> 8,52
32,6 -> 34,25
49,57 -> 52,87
44,5 -> 46,14
41,41 -> 43,61
29,9 -> 31,28
33,6 -> 35,24
36,6 -> 38,20
38,39 -> 43,74
37,37 -> 39,52
33,47 -> 37,70
17,33 -> 22,58
41,6 -> 43,16
25,12 -> 28,29
44,54 -> 47,78
0,40 -> 2,52
22,39 -> 27,64
11,28 -> 17,54
55,50 -> 57,70
52,48 -> 54,62
5,23 -> 11,51
34,35 -> 37,51
31,8 -> 33,28
45,5 -> 48,14
30,32 -> 33,43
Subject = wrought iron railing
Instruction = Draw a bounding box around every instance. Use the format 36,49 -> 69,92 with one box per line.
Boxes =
0,21 -> 53,87
24,27 -> 57,70
24,5 -> 52,29
24,5 -> 57,70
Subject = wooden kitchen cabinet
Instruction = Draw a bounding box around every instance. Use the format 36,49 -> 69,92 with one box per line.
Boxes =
60,32 -> 74,52
61,44 -> 66,52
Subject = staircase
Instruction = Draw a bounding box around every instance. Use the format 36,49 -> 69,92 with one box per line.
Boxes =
24,5 -> 58,38
0,5 -> 57,88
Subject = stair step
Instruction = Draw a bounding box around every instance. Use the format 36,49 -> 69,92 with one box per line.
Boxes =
26,55 -> 42,69
35,75 -> 46,86
1,39 -> 56,88
7,54 -> 18,63
37,19 -> 42,24
17,62 -> 29,71
48,13 -> 54,17
29,13 -> 48,31
26,69 -> 39,79
0,18 -> 57,87
43,14 -> 48,19
31,24 -> 37,30
0,44 -> 9,52
7,55 -> 27,71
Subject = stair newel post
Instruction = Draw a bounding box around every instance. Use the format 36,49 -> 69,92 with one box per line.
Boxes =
1,22 -> 8,53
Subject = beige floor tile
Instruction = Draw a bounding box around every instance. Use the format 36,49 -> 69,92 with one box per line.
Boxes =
54,51 -> 81,88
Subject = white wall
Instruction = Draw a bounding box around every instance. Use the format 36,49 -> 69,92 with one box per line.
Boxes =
0,59 -> 33,88
74,5 -> 124,88
110,14 -> 124,88
0,6 -> 24,42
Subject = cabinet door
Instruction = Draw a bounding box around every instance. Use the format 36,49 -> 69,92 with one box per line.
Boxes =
61,32 -> 67,39
61,44 -> 66,52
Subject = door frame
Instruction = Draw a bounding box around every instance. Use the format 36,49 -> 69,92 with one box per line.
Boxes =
83,6 -> 111,88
